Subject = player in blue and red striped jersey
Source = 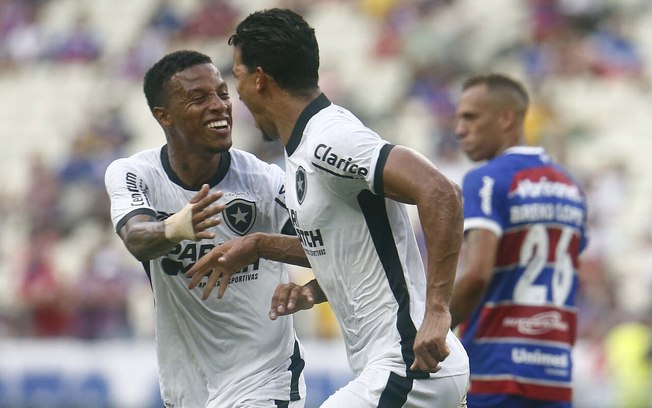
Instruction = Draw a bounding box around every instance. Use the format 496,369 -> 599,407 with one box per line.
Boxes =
450,73 -> 588,408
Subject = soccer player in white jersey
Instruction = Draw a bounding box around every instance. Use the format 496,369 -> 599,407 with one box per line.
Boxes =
186,9 -> 470,407
104,50 -> 306,408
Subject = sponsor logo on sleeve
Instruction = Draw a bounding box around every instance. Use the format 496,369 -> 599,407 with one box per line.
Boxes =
125,172 -> 150,207
312,144 -> 369,178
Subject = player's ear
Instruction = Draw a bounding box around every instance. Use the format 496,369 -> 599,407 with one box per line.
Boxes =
499,106 -> 517,131
153,106 -> 172,127
255,67 -> 268,91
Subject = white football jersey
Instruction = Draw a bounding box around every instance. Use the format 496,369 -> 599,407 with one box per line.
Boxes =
105,146 -> 305,408
283,94 -> 468,379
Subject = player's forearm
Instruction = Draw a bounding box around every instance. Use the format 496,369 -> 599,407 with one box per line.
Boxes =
420,181 -> 464,311
254,233 -> 311,268
122,222 -> 179,262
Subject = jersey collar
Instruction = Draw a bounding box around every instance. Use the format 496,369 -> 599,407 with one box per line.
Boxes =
160,145 -> 231,191
503,146 -> 545,156
286,93 -> 331,156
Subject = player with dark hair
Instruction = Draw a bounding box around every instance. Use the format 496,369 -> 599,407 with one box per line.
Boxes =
104,49 -> 306,408
187,9 -> 469,407
450,73 -> 588,407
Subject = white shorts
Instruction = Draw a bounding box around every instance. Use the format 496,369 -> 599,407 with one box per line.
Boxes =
229,398 -> 304,408
320,366 -> 468,408
209,392 -> 305,408
206,359 -> 306,408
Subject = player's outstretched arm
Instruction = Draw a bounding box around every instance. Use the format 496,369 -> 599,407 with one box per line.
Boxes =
119,184 -> 224,261
269,279 -> 327,320
186,233 -> 310,300
382,145 -> 463,373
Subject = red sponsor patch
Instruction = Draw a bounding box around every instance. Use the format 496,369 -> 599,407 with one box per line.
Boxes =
476,305 -> 576,344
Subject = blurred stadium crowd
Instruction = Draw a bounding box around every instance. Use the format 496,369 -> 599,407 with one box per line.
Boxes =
0,0 -> 651,406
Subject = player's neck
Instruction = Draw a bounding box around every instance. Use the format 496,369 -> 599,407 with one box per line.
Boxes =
168,148 -> 222,189
273,89 -> 322,146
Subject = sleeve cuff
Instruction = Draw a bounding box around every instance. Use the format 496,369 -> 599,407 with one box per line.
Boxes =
464,217 -> 503,237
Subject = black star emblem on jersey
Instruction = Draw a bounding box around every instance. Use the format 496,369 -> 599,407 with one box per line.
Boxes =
223,199 -> 257,236
296,166 -> 307,205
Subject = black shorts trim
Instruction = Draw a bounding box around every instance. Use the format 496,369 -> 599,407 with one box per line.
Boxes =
377,372 -> 414,407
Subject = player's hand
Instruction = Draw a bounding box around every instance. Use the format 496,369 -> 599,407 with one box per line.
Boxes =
410,308 -> 451,373
164,184 -> 224,242
186,234 -> 261,300
269,282 -> 317,320
189,184 -> 225,240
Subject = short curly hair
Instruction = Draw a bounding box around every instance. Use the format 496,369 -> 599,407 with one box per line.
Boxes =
143,50 -> 213,110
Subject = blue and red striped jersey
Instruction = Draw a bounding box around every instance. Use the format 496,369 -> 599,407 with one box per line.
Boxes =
460,146 -> 588,403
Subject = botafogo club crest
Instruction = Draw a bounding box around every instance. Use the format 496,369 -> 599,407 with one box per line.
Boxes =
223,199 -> 257,236
296,166 -> 307,204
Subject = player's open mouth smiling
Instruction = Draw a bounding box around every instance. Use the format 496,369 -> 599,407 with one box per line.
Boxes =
205,119 -> 230,136
206,119 -> 229,129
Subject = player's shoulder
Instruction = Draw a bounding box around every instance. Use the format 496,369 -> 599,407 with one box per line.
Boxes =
549,160 -> 577,180
466,149 -> 531,177
229,148 -> 277,168
461,156 -> 517,195
228,147 -> 261,163
106,147 -> 161,174
314,103 -> 366,131
309,104 -> 382,148
462,160 -> 496,182
228,148 -> 284,178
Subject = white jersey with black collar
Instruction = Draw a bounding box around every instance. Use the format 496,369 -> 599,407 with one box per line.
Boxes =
283,94 -> 468,379
105,146 -> 305,408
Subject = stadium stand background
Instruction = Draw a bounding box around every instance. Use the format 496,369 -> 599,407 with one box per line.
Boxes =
0,0 -> 651,406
